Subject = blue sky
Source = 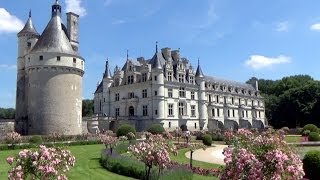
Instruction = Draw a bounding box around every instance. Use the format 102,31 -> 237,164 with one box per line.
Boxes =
1,0 -> 320,108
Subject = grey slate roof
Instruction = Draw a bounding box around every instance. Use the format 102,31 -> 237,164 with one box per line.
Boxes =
150,52 -> 163,69
18,16 -> 39,37
195,65 -> 204,78
95,81 -> 103,93
204,76 -> 255,90
103,61 -> 112,79
30,15 -> 77,56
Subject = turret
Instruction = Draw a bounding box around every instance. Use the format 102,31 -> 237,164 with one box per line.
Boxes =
103,60 -> 113,116
195,59 -> 207,130
51,0 -> 61,17
15,10 -> 40,135
151,42 -> 165,122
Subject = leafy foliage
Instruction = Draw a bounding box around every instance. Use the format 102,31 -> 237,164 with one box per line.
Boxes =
116,124 -> 136,137
82,99 -> 94,117
0,108 -> 15,119
255,75 -> 320,128
303,124 -> 319,133
308,132 -> 320,141
148,124 -> 165,134
303,150 -> 320,180
202,134 -> 212,146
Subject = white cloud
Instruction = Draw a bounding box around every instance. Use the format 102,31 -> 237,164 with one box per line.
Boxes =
245,55 -> 291,70
276,21 -> 289,32
0,8 -> 24,34
0,64 -> 17,70
112,19 -> 126,25
65,0 -> 87,17
310,23 -> 320,31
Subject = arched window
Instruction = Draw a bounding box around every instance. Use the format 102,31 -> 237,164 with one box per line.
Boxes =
129,106 -> 134,116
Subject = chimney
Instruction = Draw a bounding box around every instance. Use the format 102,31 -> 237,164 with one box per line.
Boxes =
171,50 -> 180,60
67,12 -> 79,51
161,47 -> 171,60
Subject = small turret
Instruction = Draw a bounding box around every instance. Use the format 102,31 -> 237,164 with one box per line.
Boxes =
195,59 -> 204,78
103,60 -> 112,79
52,0 -> 61,17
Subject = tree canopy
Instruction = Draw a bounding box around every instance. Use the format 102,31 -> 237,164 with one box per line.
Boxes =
255,75 -> 320,128
0,108 -> 15,119
82,99 -> 94,117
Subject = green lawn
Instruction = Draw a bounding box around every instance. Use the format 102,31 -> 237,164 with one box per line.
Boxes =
0,144 -> 132,180
297,146 -> 320,158
0,144 -> 222,180
284,135 -> 303,143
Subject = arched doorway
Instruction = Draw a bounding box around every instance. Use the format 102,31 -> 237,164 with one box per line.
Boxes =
129,106 -> 134,116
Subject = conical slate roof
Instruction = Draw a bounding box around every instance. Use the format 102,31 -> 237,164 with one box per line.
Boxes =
195,64 -> 204,78
150,52 -> 163,69
17,14 -> 39,37
103,61 -> 112,78
30,15 -> 76,55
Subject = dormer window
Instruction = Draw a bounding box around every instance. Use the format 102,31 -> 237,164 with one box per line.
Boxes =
57,56 -> 61,61
39,56 -> 43,61
167,72 -> 172,81
189,76 -> 194,84
27,42 -> 31,48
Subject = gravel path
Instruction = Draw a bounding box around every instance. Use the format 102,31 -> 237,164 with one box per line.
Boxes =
185,144 -> 228,165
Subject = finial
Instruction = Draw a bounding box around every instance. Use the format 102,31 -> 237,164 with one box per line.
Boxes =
29,9 -> 31,18
126,50 -> 129,61
55,0 -> 59,5
156,41 -> 158,53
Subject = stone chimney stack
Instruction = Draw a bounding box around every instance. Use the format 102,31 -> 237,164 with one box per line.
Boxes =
67,12 -> 79,51
171,49 -> 180,60
161,47 -> 171,60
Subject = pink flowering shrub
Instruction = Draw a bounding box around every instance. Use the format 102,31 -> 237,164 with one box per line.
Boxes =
6,145 -> 75,180
221,129 -> 305,180
128,134 -> 177,179
5,132 -> 22,146
99,134 -> 118,155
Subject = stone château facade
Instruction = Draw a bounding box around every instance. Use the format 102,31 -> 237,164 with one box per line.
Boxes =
15,0 -> 84,135
94,47 -> 266,131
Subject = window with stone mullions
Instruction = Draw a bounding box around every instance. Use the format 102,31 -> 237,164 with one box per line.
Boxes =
179,87 -> 185,98
178,74 -> 184,83
179,102 -> 184,116
191,105 -> 196,117
191,91 -> 195,100
168,89 -> 173,98
142,89 -> 147,98
168,104 -> 173,116
143,105 -> 148,116
115,93 -> 120,101
127,75 -> 134,84
115,108 -> 120,117
142,73 -> 147,82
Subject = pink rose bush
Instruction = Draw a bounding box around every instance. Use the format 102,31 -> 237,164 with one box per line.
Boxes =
221,129 -> 305,180
6,145 -> 75,180
99,134 -> 118,155
5,132 -> 22,146
128,134 -> 177,179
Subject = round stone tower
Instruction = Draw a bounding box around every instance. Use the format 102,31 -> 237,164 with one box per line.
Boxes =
196,61 -> 208,130
24,0 -> 85,135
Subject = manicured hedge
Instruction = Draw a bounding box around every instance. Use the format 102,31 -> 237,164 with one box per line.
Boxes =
148,124 -> 165,134
303,150 -> 320,180
308,132 -> 320,141
116,124 -> 136,137
202,134 -> 212,146
29,135 -> 43,144
303,124 -> 318,134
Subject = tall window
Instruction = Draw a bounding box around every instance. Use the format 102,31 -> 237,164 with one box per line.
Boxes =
212,109 -> 215,117
246,110 -> 248,117
154,91 -> 158,96
217,108 -> 220,117
231,97 -> 234,104
115,108 -> 120,117
216,95 -> 219,103
115,93 -> 120,101
128,92 -> 134,99
232,109 -> 235,117
167,72 -> 172,81
143,105 -> 148,116
227,110 -> 230,117
142,89 -> 147,98
179,102 -> 184,115
191,91 -> 195,100
242,111 -> 245,118
142,73 -> 147,82
191,105 -> 196,117
169,122 -> 171,128
168,104 -> 173,116
168,89 -> 173,98
189,76 -> 194,84
127,75 -> 134,84
179,87 -> 185,98
209,94 -> 212,102
178,74 -> 184,83
154,75 -> 157,81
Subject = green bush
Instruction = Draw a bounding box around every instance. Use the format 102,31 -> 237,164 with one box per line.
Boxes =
303,124 -> 318,134
148,124 -> 165,134
114,142 -> 129,154
29,135 -> 43,144
303,150 -> 320,180
308,132 -> 320,141
159,168 -> 193,180
202,134 -> 212,146
212,133 -> 224,141
116,124 -> 136,137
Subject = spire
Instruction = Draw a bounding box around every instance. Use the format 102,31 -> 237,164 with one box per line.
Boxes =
126,49 -> 129,61
17,10 -> 39,37
195,58 -> 204,78
156,41 -> 158,53
103,59 -> 112,79
52,0 -> 61,17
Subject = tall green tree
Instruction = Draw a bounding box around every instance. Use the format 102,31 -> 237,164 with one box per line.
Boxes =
82,99 -> 94,117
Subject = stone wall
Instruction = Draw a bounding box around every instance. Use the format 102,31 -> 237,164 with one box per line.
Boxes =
0,119 -> 15,137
